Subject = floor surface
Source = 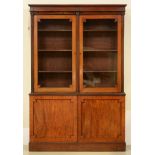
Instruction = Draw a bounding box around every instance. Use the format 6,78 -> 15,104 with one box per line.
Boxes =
23,145 -> 131,155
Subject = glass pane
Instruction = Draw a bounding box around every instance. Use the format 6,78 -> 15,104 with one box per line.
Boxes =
37,19 -> 72,88
83,19 -> 117,88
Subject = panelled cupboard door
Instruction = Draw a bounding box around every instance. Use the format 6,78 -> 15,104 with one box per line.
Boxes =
30,96 -> 77,142
33,15 -> 76,92
78,96 -> 125,143
79,15 -> 122,93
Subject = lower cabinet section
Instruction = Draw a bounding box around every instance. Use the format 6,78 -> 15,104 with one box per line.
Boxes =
29,95 -> 125,151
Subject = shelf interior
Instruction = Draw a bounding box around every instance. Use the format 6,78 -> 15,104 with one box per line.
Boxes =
37,19 -> 73,88
38,51 -> 72,88
39,73 -> 72,88
36,18 -> 119,89
82,19 -> 118,88
83,52 -> 117,71
38,51 -> 72,72
83,19 -> 117,51
84,19 -> 117,32
38,19 -> 72,31
38,31 -> 72,50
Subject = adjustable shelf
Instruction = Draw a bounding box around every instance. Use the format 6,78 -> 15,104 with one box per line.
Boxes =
84,29 -> 117,32
84,71 -> 117,73
38,49 -> 72,52
38,29 -> 72,32
83,48 -> 117,52
38,71 -> 72,73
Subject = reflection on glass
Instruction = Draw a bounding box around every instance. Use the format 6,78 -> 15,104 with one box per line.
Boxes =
37,19 -> 72,88
83,72 -> 117,88
83,19 -> 117,88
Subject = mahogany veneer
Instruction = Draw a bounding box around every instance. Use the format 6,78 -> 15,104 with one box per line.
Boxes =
29,4 -> 126,151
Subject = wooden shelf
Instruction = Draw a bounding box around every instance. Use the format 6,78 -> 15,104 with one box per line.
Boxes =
38,71 -> 72,73
83,49 -> 117,52
39,49 -> 116,52
39,71 -> 117,73
38,29 -> 117,32
38,29 -> 72,32
38,49 -> 72,52
84,29 -> 117,32
84,71 -> 117,73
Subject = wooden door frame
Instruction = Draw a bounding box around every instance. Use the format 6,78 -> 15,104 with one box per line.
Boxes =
34,15 -> 77,92
79,15 -> 122,93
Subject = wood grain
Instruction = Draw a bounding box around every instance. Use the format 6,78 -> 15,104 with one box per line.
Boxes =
29,142 -> 126,151
29,4 -> 126,13
29,4 -> 126,152
30,96 -> 77,142
78,96 -> 125,143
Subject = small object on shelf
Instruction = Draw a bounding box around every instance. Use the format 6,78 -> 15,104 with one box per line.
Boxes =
84,77 -> 101,87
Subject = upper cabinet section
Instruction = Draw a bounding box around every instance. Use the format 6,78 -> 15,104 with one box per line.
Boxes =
30,5 -> 126,93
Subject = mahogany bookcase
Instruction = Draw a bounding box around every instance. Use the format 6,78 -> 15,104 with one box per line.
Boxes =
29,4 -> 126,151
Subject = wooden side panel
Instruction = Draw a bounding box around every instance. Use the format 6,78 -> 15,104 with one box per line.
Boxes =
30,96 -> 77,142
78,96 -> 125,143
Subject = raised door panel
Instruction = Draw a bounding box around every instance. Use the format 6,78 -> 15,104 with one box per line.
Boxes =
30,96 -> 77,142
78,96 -> 125,143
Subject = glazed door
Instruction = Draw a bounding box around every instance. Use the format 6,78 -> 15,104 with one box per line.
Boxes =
79,15 -> 122,93
34,15 -> 76,92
